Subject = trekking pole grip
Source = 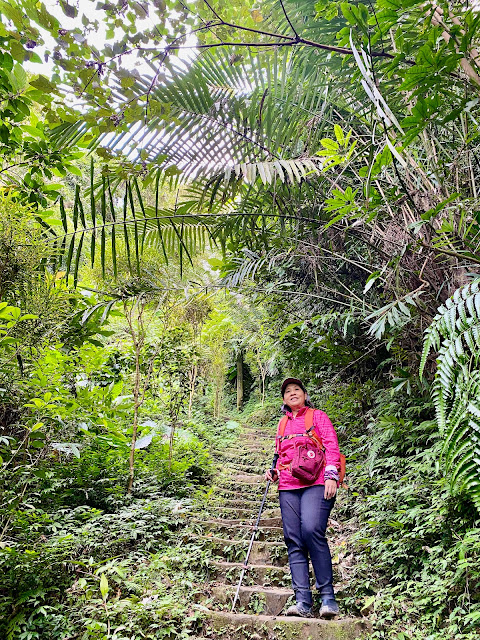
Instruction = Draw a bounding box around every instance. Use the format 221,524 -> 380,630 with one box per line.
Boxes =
270,452 -> 279,480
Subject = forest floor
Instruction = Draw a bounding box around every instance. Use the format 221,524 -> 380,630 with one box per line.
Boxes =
191,418 -> 371,639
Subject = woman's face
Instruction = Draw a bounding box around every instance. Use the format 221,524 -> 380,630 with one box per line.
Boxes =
283,384 -> 306,410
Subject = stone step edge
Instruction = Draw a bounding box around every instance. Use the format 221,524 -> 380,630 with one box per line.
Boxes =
201,536 -> 283,548
208,484 -> 272,500
199,506 -> 280,515
193,518 -> 282,530
213,584 -> 292,595
211,560 -> 289,572
203,609 -> 372,637
204,498 -> 269,508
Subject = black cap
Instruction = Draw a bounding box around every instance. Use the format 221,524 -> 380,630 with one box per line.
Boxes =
281,378 -> 306,397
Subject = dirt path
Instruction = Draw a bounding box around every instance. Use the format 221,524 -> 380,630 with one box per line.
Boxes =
193,421 -> 371,639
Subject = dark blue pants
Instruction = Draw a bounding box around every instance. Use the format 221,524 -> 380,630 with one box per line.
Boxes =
279,484 -> 335,607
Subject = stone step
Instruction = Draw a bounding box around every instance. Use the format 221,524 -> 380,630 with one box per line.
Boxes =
198,516 -> 282,528
241,428 -> 276,436
204,610 -> 371,640
227,459 -> 266,467
210,560 -> 345,589
215,470 -> 264,479
242,430 -> 272,437
242,440 -> 274,448
209,486 -> 267,499
206,498 -> 256,508
218,455 -> 265,464
203,503 -> 282,527
202,536 -> 288,565
210,561 -> 290,587
205,496 -> 267,509
220,463 -> 265,473
210,584 -> 292,615
198,504 -> 257,515
194,519 -> 284,542
221,447 -> 267,455
217,456 -> 264,464
215,473 -> 265,486
220,452 -> 268,462
199,508 -> 282,523
199,503 -> 276,514
232,473 -> 265,483
241,443 -> 272,451
209,484 -> 268,497
239,428 -> 277,442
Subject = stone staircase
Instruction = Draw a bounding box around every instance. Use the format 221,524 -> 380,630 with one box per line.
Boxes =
194,422 -> 371,639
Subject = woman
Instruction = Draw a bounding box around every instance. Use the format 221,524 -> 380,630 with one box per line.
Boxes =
265,378 -> 340,619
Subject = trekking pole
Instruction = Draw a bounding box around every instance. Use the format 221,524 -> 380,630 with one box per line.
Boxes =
231,452 -> 279,612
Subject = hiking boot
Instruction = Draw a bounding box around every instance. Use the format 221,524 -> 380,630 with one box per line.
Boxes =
319,598 -> 339,619
285,602 -> 313,618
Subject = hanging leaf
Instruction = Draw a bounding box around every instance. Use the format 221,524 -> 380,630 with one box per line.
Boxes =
100,573 -> 109,600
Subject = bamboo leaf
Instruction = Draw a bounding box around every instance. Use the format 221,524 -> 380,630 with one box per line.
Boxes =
107,179 -> 117,279
133,177 -> 147,254
90,156 -> 96,225
59,198 -> 68,233
127,182 -> 140,275
78,194 -> 86,227
65,235 -> 75,279
73,184 -> 80,230
73,232 -> 84,287
90,157 -> 96,267
123,186 -> 132,273
155,169 -> 169,265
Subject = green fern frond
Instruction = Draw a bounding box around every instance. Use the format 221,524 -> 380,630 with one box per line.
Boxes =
423,279 -> 480,510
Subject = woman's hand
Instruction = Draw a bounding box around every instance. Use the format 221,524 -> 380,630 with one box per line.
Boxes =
324,479 -> 337,500
265,469 -> 278,483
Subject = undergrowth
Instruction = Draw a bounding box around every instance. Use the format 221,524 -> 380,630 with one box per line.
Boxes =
321,382 -> 480,639
0,410 -> 235,640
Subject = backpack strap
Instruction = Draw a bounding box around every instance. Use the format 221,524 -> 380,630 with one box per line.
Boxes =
276,408 -> 325,451
276,416 -> 288,453
304,408 -> 325,451
339,453 -> 347,487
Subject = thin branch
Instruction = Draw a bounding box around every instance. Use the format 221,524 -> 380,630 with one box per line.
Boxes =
167,40 -> 294,50
165,37 -> 394,58
177,2 -> 397,58
0,159 -> 41,175
176,0 -> 226,44
279,0 -> 299,38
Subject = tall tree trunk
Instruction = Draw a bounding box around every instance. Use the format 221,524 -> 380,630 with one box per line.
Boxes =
256,352 -> 266,406
127,341 -> 141,494
236,349 -> 244,411
188,364 -> 197,419
168,422 -> 176,470
214,385 -> 220,418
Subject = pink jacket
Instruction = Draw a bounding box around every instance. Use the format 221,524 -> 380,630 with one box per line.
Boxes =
276,406 -> 341,490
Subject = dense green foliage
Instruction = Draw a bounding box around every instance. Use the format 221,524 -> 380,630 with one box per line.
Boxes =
2,0 -> 480,638
318,383 -> 480,639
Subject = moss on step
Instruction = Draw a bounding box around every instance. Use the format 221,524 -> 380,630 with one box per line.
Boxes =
203,611 -> 371,640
